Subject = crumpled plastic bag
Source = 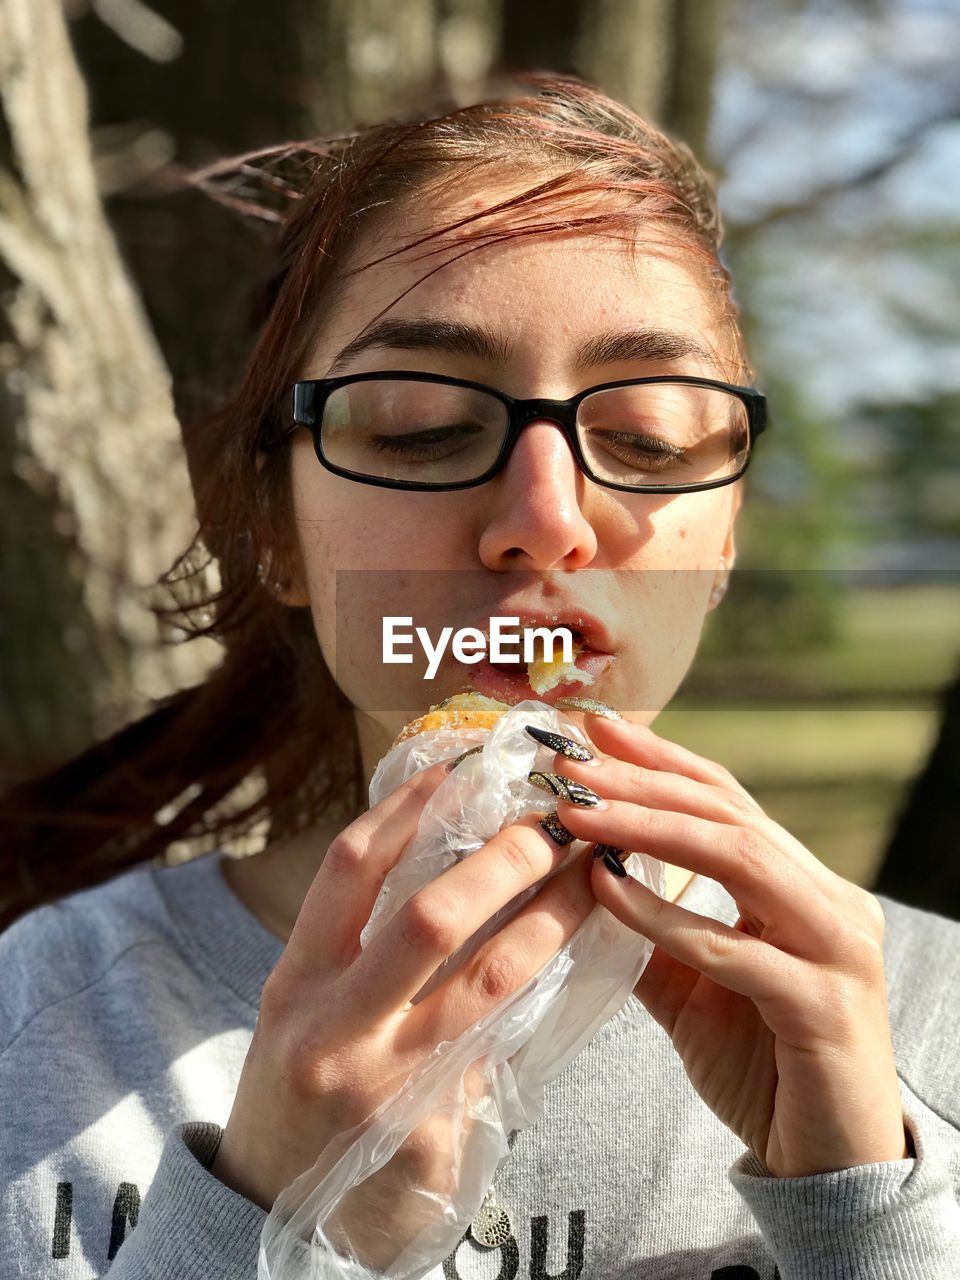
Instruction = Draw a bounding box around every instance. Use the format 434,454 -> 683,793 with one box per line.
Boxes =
258,699 -> 664,1280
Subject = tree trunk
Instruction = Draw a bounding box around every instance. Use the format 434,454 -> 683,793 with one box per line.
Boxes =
575,0 -> 672,123
501,0 -> 581,76
661,0 -> 724,161
0,0 -> 219,772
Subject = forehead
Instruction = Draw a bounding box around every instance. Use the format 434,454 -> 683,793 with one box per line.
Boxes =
305,185 -> 731,379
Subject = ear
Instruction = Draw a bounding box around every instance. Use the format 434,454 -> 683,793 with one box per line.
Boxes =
258,536 -> 311,608
284,554 -> 311,607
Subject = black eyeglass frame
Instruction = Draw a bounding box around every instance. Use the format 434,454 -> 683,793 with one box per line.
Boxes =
278,370 -> 768,495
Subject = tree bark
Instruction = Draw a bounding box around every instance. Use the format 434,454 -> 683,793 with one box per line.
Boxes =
661,0 -> 724,160
0,0 -> 219,769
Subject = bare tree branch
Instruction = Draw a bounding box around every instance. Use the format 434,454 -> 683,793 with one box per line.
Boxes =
729,107 -> 960,236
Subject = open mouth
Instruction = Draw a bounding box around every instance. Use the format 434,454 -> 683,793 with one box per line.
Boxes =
469,624 -> 615,705
485,624 -> 583,672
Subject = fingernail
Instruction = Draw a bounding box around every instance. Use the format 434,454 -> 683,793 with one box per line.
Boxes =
524,725 -> 595,762
554,696 -> 624,722
603,848 -> 628,877
591,842 -> 626,864
528,771 -> 605,808
539,811 -> 575,846
446,744 -> 484,772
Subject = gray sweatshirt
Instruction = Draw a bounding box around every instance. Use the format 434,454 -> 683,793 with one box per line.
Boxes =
2,849 -> 959,1280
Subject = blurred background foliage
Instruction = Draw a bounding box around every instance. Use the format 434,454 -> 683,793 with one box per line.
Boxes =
1,0 -> 957,906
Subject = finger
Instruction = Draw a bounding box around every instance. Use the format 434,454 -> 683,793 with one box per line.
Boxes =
571,712 -> 755,800
559,799 -> 838,951
345,814 -> 581,1021
538,747 -> 764,827
409,845 -> 596,1039
539,749 -> 838,894
590,859 -> 800,1002
283,758 -> 453,978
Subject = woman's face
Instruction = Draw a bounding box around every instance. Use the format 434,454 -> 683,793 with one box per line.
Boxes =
281,190 -> 743,774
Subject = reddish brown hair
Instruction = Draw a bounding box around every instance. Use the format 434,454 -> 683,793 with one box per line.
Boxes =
1,73 -> 750,930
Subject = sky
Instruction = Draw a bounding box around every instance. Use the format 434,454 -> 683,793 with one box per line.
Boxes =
710,0 -> 960,416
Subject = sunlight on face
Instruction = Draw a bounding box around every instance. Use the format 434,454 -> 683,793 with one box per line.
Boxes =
283,186 -> 744,770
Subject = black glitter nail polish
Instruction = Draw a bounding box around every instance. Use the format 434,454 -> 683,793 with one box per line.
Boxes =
528,771 -> 602,807
539,811 -> 575,846
524,725 -> 594,762
591,842 -> 626,863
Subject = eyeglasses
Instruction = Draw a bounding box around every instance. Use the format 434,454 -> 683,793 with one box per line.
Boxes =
275,371 -> 768,494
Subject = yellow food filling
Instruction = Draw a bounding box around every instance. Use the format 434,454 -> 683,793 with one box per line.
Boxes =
527,642 -> 594,696
393,692 -> 510,745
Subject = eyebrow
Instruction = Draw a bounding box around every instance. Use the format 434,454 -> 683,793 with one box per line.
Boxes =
325,316 -> 727,378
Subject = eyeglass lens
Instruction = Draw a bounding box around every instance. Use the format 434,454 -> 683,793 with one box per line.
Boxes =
319,379 -> 750,488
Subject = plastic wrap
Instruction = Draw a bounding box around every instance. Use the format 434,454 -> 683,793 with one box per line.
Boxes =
259,699 -> 664,1280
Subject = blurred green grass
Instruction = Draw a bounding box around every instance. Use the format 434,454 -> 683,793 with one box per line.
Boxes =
655,584 -> 959,888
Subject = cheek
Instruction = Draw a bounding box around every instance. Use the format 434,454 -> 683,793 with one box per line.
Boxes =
610,495 -> 734,717
288,462 -> 457,707
646,493 -> 733,569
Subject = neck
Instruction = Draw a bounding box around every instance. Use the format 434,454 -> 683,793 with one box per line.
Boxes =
224,826 -> 697,946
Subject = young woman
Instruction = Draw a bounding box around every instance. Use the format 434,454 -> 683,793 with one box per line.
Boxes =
3,77 -> 959,1280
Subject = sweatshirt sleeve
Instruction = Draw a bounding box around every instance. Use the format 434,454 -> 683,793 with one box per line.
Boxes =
728,1105 -> 960,1279
107,1123 -> 369,1280
105,1121 -> 309,1279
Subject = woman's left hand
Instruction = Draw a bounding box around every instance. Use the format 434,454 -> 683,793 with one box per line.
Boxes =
545,711 -> 910,1178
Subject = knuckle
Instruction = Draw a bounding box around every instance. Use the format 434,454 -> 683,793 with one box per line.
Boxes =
285,1044 -> 357,1113
723,787 -> 762,821
827,890 -> 886,972
728,827 -> 770,878
702,926 -> 740,964
282,1036 -> 326,1098
842,925 -> 885,975
322,833 -> 368,878
497,830 -> 542,883
392,1126 -> 453,1189
629,763 -> 651,793
397,893 -> 461,957
856,887 -> 887,933
280,1024 -> 373,1115
470,949 -> 522,1004
703,759 -> 738,790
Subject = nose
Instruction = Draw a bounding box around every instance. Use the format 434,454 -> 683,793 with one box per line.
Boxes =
477,418 -> 599,570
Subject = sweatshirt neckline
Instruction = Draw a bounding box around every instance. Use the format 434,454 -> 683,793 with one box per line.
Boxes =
152,850 -> 285,1009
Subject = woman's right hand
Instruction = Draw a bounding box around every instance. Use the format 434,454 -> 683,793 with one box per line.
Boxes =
209,757 -> 597,1264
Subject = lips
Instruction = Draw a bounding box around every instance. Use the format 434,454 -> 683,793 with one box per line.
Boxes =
465,607 -> 616,705
478,608 -> 615,659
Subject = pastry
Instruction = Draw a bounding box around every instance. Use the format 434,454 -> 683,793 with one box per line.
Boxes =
392,692 -> 511,746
